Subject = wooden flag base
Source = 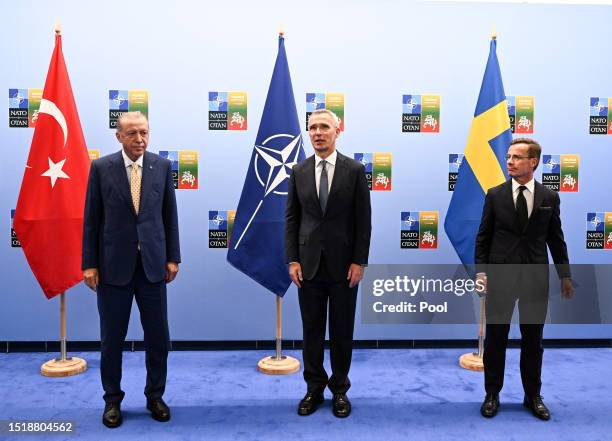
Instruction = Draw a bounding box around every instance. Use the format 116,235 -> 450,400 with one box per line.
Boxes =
41,357 -> 87,377
257,355 -> 300,375
459,352 -> 483,372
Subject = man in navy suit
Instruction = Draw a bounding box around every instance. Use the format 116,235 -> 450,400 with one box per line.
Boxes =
475,138 -> 573,421
82,111 -> 180,428
286,109 -> 371,418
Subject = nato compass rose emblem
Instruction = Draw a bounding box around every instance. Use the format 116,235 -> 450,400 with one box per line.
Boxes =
211,213 -> 225,227
233,133 -> 303,249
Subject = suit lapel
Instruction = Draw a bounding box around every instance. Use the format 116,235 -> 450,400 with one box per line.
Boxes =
526,181 -> 545,231
109,151 -> 135,214
140,152 -> 155,214
326,152 -> 346,214
304,156 -> 323,217
502,180 -> 522,233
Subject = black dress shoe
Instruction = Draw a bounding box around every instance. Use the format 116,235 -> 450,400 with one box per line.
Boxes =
297,392 -> 324,416
147,398 -> 171,422
332,393 -> 351,418
523,395 -> 550,421
102,402 -> 122,428
480,393 -> 499,418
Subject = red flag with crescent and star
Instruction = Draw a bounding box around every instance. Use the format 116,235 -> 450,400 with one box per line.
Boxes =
13,33 -> 90,299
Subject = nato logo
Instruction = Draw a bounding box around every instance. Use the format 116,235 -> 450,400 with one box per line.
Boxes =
401,211 -> 419,249
159,151 -> 179,188
306,93 -> 326,111
10,209 -> 20,248
589,97 -> 609,134
209,92 -> 228,112
543,155 -> 560,174
209,210 -> 229,248
586,212 -> 604,249
587,212 -> 604,232
209,211 -> 228,231
401,212 -> 420,231
448,154 -> 463,191
8,88 -> 30,127
403,95 -> 421,114
9,89 -> 28,109
109,90 -> 129,110
354,153 -> 373,173
590,98 -> 607,116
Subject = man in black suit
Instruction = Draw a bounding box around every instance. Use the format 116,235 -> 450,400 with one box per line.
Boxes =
286,109 -> 371,418
475,138 -> 574,420
82,112 -> 180,428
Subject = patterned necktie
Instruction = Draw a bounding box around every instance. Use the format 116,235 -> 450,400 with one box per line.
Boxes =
319,159 -> 329,213
516,185 -> 528,231
130,164 -> 141,214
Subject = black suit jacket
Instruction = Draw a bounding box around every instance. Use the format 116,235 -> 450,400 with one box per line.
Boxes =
82,150 -> 181,286
475,179 -> 570,281
285,152 -> 371,282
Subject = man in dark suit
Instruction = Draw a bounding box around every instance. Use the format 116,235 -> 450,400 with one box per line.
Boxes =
475,138 -> 574,420
82,111 -> 180,428
286,109 -> 371,418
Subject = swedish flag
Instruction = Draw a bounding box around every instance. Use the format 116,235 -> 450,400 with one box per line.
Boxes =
444,38 -> 511,269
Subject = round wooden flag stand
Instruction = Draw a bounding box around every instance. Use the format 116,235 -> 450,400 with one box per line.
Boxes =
41,293 -> 87,377
258,296 -> 300,375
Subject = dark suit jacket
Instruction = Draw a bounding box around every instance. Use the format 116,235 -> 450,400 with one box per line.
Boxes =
285,151 -> 371,282
475,179 -> 570,284
82,150 -> 181,286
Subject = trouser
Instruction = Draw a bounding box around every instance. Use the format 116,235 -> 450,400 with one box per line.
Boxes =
298,257 -> 358,394
97,255 -> 170,404
484,288 -> 548,397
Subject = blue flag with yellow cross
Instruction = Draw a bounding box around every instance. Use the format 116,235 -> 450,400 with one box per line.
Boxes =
444,38 -> 511,270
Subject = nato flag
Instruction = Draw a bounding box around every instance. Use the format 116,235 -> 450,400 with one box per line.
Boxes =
227,36 -> 305,297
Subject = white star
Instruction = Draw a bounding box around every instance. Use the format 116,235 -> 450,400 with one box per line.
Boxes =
41,157 -> 70,188
254,135 -> 302,196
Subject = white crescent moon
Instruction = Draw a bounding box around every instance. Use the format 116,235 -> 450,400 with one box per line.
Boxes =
38,99 -> 68,148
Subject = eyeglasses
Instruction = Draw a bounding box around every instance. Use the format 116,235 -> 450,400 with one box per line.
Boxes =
505,154 -> 531,161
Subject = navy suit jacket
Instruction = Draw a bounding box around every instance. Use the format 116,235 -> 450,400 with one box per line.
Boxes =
82,150 -> 181,286
475,179 -> 570,281
285,152 -> 371,281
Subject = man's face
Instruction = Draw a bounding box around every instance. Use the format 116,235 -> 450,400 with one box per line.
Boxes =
308,113 -> 340,156
116,116 -> 149,161
506,143 -> 537,180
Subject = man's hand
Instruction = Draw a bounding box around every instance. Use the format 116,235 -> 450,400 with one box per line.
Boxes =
347,263 -> 364,288
83,268 -> 99,292
166,262 -> 179,283
561,277 -> 574,299
475,273 -> 487,297
289,262 -> 303,288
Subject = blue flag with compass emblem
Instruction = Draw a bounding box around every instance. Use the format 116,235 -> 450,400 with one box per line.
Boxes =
227,36 -> 305,297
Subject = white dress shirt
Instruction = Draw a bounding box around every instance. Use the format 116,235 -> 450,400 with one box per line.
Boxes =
511,178 -> 535,218
314,149 -> 337,196
121,149 -> 143,181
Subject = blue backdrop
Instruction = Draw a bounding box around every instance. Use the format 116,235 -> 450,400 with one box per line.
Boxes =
1,0 -> 610,341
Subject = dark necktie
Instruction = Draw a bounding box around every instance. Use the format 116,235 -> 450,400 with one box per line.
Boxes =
516,185 -> 528,231
319,159 -> 329,213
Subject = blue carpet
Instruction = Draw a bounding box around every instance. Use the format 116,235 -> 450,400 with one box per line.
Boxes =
0,348 -> 610,441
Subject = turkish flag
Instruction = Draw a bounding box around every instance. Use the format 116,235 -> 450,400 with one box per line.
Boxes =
13,33 -> 90,299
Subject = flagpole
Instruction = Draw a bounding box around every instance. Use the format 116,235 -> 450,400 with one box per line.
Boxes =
40,291 -> 87,377
38,23 -> 87,377
257,295 -> 300,375
459,296 -> 485,371
458,30 -> 498,372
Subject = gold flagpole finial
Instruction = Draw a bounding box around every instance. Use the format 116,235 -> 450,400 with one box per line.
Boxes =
54,21 -> 62,35
491,27 -> 497,40
279,24 -> 285,37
